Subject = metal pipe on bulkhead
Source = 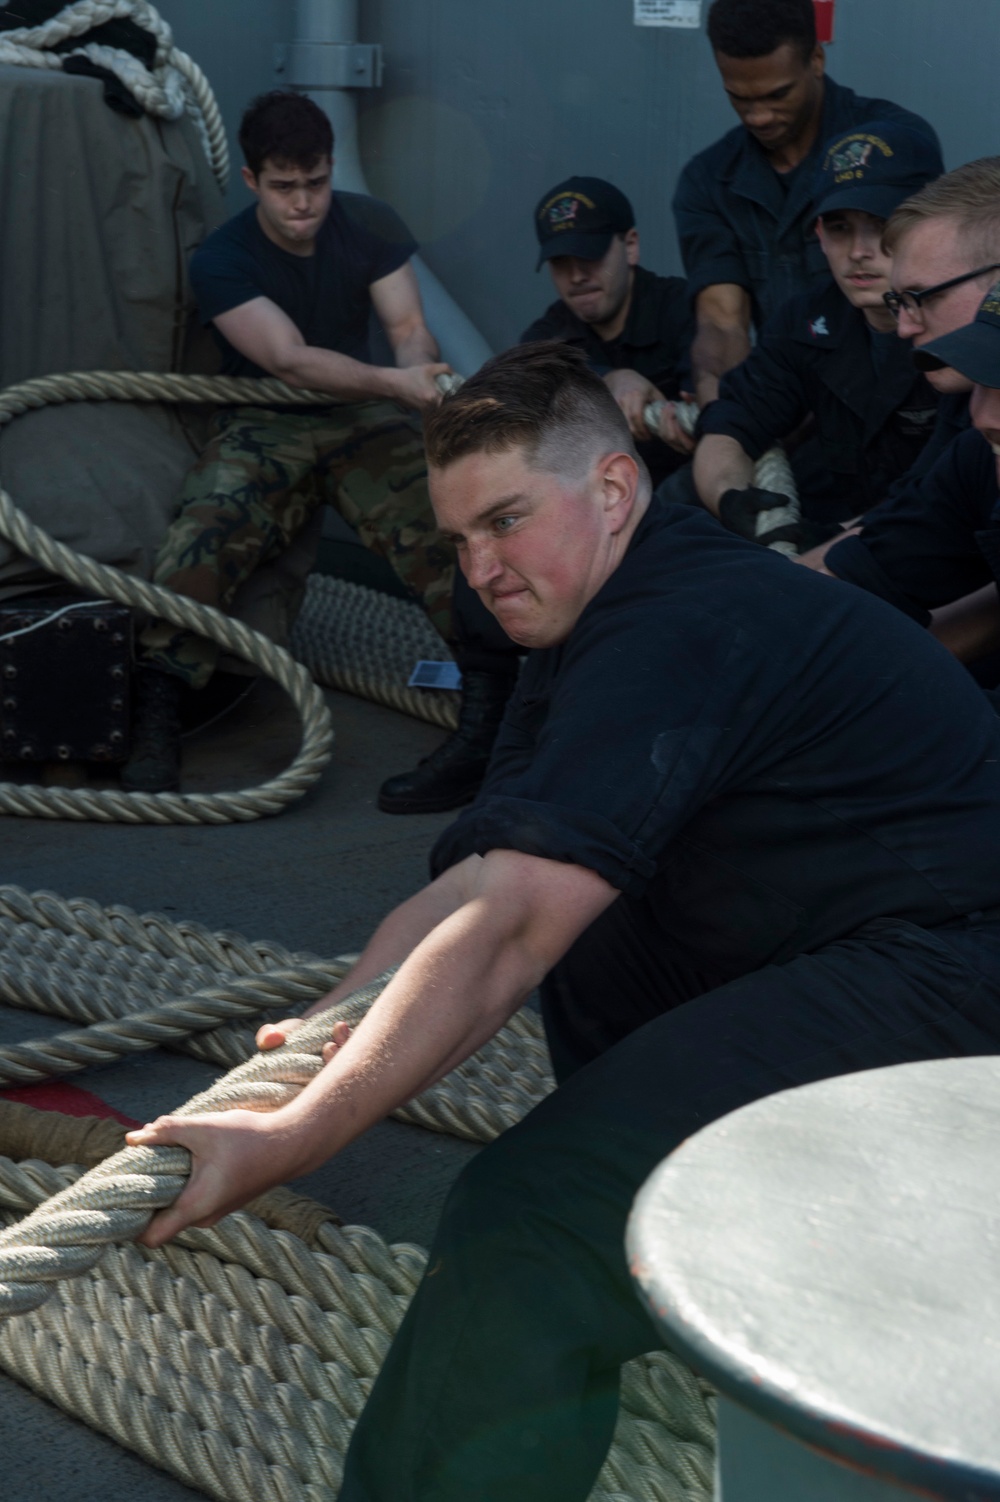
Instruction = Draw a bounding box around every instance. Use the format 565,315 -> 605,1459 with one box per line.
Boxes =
289,0 -> 493,374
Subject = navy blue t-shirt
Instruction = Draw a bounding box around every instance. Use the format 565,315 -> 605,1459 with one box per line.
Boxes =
433,499 -> 1000,978
189,192 -> 418,377
826,426 -> 1000,622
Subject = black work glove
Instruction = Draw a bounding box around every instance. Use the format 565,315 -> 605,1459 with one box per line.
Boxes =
717,486 -> 793,542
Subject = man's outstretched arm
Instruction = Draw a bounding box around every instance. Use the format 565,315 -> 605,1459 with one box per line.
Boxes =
214,293 -> 449,410
690,284 -> 752,408
371,260 -> 441,370
603,369 -> 696,456
693,433 -> 756,515
129,849 -> 618,1245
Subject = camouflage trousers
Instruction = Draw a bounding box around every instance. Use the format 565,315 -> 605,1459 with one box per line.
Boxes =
140,401 -> 456,689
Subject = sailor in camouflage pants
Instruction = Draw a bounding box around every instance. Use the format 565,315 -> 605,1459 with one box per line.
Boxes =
139,400 -> 455,690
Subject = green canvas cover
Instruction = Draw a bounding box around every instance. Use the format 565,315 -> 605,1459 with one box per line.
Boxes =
0,62 -> 221,383
0,63 -> 322,650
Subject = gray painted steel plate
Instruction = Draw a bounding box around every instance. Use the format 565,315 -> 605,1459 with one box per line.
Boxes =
628,1057 -> 1000,1499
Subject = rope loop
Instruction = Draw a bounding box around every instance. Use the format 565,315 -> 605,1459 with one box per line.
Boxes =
0,371 -> 342,823
0,0 -> 229,189
0,885 -> 715,1498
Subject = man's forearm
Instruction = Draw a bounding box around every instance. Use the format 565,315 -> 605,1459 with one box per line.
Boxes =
691,323 -> 751,408
285,894 -> 546,1172
392,324 -> 440,368
693,434 -> 755,514
930,585 -> 1000,662
274,343 -> 404,402
132,851 -> 617,1245
285,853 -> 613,1169
306,857 -> 483,1013
134,900 -> 543,1245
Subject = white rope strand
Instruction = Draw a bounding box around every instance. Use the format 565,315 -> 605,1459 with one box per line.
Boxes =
0,884 -> 716,1500
643,399 -> 801,554
0,372 -> 350,823
0,0 -> 229,188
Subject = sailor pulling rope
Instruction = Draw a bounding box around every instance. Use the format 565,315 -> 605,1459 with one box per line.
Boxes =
643,398 -> 801,556
0,884 -> 717,1502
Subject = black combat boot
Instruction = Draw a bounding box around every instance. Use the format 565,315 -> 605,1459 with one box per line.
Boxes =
120,666 -> 183,793
377,670 -> 517,814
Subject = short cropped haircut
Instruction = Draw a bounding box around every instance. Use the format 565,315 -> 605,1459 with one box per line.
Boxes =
239,91 -> 334,176
883,156 -> 1000,265
707,0 -> 817,61
423,343 -> 648,488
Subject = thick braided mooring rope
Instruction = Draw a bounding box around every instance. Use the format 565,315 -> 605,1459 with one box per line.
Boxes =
645,399 -> 801,557
0,885 -> 716,1500
0,884 -> 553,1138
0,0 -> 229,190
0,883 -> 559,1315
0,1160 -> 714,1501
293,575 -> 461,732
0,369 -> 471,820
0,968 -> 408,1319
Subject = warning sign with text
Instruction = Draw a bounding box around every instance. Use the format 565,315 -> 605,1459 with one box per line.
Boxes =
634,0 -> 701,26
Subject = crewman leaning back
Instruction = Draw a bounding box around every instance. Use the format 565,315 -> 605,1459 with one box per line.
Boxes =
129,344 -> 1000,1502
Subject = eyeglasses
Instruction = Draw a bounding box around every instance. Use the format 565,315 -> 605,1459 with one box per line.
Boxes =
883,262 -> 1000,319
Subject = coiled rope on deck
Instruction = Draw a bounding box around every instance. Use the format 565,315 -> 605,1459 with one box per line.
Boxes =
0,885 -> 716,1500
0,371 -> 345,825
0,368 -> 472,820
0,0 -> 229,190
0,885 -> 554,1138
293,575 -> 460,732
0,959 -> 552,1405
0,1153 -> 713,1501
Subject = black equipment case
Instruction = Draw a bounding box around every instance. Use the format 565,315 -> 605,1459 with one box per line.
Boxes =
0,594 -> 132,763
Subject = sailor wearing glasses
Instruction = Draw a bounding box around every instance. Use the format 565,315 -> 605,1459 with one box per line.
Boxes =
692,118 -> 943,552
871,160 -> 1000,479
795,157 -> 1000,574
820,279 -> 1000,700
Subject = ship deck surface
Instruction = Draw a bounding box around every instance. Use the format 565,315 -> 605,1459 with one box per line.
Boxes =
0,681 -> 477,1500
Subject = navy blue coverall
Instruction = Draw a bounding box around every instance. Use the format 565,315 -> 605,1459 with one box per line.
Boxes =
673,76 -> 940,327
340,498 -> 1000,1502
825,425 -> 1000,619
698,280 -> 939,525
892,388 -> 971,491
521,265 -> 694,487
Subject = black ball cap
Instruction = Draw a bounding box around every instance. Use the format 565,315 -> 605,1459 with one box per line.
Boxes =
915,280 -> 1000,387
534,176 -> 635,270
811,119 -> 944,223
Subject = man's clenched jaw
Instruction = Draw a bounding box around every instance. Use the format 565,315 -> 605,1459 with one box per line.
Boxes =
547,231 -> 638,341
243,154 -> 333,254
430,446 -> 642,650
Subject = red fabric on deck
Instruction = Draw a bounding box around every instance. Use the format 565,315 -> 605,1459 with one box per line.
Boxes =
0,1082 -> 139,1127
